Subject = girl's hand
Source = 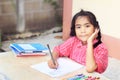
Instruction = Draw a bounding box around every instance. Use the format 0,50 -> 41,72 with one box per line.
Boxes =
87,29 -> 99,43
48,59 -> 58,69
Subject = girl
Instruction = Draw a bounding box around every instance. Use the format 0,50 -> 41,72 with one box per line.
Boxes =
48,9 -> 108,73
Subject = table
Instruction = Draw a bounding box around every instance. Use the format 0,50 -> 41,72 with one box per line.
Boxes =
0,52 -> 110,80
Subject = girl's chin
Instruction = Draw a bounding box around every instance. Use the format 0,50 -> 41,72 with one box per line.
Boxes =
79,38 -> 88,42
77,37 -> 88,41
78,38 -> 87,44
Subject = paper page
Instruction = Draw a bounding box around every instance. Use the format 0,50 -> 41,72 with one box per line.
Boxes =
31,58 -> 84,77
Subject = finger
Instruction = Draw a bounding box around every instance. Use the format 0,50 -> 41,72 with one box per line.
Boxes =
90,29 -> 99,40
93,29 -> 99,37
48,60 -> 55,68
95,29 -> 99,34
50,60 -> 58,69
55,61 -> 59,68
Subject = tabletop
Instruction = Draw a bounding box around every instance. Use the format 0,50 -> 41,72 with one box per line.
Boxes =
0,52 -> 110,80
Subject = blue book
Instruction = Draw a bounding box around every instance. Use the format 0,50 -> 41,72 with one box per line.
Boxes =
10,43 -> 48,56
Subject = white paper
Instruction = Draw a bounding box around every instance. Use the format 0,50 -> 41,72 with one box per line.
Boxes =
31,58 -> 84,77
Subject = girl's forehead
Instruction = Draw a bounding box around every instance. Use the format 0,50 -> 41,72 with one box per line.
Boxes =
76,16 -> 90,23
76,16 -> 89,20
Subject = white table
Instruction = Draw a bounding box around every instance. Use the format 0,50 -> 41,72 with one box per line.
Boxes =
0,52 -> 110,80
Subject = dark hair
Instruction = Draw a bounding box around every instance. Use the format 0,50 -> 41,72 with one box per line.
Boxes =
70,9 -> 102,48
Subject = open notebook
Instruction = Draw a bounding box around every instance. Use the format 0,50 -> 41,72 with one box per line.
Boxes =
31,58 -> 84,77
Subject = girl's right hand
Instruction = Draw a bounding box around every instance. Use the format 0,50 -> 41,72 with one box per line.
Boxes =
48,59 -> 59,69
87,28 -> 99,43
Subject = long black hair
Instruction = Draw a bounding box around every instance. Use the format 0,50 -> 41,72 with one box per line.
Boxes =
70,9 -> 102,48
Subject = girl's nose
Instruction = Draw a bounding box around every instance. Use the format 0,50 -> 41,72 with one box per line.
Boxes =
81,27 -> 86,33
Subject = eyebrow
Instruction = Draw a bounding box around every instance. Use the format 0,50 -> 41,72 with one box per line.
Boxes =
84,23 -> 91,25
75,23 -> 91,26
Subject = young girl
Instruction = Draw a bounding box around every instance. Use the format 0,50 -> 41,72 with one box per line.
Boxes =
48,9 -> 108,73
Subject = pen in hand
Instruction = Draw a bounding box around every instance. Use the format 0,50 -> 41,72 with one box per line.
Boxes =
47,44 -> 57,69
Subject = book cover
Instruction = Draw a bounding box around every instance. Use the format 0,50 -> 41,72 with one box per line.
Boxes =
10,43 -> 48,56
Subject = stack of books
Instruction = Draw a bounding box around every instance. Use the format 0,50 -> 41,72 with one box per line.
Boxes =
10,43 -> 48,57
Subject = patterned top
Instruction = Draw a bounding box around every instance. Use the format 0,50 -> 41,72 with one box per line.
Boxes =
53,37 -> 108,73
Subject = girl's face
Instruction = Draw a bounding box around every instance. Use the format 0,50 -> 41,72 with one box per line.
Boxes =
75,16 -> 95,45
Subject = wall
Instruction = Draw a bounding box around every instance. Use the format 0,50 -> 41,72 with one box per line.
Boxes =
0,0 -> 63,33
72,0 -> 120,39
63,0 -> 120,60
62,0 -> 72,40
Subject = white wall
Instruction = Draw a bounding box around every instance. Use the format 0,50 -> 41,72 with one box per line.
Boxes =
72,0 -> 120,39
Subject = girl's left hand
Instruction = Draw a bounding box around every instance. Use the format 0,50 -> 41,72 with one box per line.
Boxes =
87,28 -> 99,43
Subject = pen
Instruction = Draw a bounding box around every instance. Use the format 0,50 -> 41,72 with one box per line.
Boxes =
47,44 -> 56,66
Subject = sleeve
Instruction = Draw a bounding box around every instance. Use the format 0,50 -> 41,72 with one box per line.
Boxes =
94,43 -> 108,73
53,37 -> 75,57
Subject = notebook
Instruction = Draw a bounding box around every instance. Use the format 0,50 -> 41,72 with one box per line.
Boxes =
10,43 -> 48,56
31,58 -> 84,77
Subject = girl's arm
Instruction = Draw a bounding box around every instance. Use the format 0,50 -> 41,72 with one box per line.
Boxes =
86,41 -> 97,72
47,37 -> 75,69
86,29 -> 99,73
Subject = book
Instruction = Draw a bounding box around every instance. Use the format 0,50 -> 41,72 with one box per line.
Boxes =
31,58 -> 84,77
10,43 -> 48,56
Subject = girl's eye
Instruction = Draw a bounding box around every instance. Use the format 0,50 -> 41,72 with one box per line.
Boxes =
75,26 -> 81,29
86,25 -> 90,28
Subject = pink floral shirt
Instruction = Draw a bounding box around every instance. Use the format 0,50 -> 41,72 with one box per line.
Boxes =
53,37 -> 108,73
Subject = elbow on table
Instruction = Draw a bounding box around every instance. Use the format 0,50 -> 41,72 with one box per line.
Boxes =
86,65 -> 97,73
86,68 -> 94,73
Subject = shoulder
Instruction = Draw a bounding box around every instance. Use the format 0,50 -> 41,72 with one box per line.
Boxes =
96,43 -> 107,49
95,43 -> 108,54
